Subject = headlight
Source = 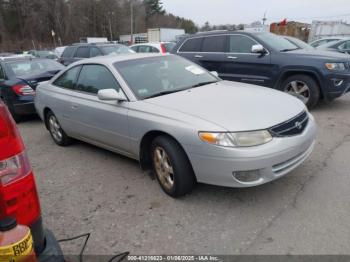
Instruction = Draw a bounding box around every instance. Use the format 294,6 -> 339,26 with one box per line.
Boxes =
199,130 -> 272,147
325,63 -> 346,71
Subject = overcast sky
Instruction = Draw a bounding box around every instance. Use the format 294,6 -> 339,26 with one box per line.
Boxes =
161,0 -> 350,26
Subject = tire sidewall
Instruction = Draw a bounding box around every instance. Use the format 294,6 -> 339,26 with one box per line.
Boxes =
151,136 -> 195,197
46,111 -> 70,146
281,75 -> 320,108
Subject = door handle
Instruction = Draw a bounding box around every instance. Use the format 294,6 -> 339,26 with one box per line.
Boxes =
194,55 -> 203,58
227,56 -> 238,59
71,105 -> 78,110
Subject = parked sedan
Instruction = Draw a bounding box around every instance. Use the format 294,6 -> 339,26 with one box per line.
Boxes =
0,57 -> 64,121
130,42 -> 176,54
317,38 -> 350,54
309,37 -> 347,48
35,54 -> 316,197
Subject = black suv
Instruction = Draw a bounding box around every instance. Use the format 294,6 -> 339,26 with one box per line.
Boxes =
59,43 -> 134,66
172,31 -> 350,108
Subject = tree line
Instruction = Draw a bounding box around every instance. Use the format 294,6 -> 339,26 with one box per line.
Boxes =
0,0 -> 198,51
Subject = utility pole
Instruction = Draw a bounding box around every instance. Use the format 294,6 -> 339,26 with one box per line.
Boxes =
109,17 -> 113,41
262,12 -> 267,25
130,1 -> 134,44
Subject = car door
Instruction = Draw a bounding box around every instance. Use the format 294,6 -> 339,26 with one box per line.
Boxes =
49,65 -> 82,134
69,64 -> 131,155
220,34 -> 273,87
196,35 -> 228,75
176,37 -> 204,65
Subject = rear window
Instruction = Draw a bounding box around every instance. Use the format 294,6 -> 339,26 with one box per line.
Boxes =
179,37 -> 203,52
74,47 -> 90,58
202,36 -> 227,52
4,59 -> 64,78
100,45 -> 134,55
61,46 -> 75,58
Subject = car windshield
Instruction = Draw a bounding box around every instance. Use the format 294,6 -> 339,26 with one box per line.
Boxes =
114,55 -> 219,100
256,32 -> 299,52
285,37 -> 313,50
101,45 -> 135,55
5,59 -> 64,77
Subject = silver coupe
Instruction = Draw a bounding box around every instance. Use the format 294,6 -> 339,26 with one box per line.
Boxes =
35,54 -> 316,197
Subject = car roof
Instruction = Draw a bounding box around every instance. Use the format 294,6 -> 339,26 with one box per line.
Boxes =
70,42 -> 122,47
70,53 -> 165,66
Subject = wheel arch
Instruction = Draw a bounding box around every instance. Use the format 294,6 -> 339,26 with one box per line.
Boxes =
275,69 -> 325,99
139,130 -> 194,174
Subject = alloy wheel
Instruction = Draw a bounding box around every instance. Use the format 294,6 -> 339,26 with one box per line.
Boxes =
153,146 -> 175,191
284,80 -> 310,105
49,115 -> 63,142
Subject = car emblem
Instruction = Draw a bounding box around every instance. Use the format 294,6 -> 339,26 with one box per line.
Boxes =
295,121 -> 303,130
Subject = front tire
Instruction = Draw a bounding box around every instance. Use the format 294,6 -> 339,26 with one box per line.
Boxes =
151,136 -> 196,198
46,111 -> 72,146
281,75 -> 320,109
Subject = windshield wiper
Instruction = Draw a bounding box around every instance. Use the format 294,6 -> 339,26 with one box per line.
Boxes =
188,80 -> 219,89
280,48 -> 300,52
144,89 -> 184,99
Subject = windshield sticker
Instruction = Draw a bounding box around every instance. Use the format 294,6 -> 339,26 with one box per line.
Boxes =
138,89 -> 148,95
185,65 -> 205,75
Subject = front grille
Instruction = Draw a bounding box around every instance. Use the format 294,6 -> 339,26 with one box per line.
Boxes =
269,111 -> 308,137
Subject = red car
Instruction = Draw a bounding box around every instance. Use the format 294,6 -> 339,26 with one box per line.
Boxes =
0,100 -> 63,261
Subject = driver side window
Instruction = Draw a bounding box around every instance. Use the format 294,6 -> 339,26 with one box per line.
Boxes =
229,35 -> 258,53
75,65 -> 121,94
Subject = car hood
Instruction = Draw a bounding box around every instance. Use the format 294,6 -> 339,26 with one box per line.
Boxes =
286,49 -> 349,60
143,81 -> 306,131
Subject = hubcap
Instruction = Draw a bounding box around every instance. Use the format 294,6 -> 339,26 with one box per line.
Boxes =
49,115 -> 63,142
153,146 -> 174,191
285,80 -> 310,104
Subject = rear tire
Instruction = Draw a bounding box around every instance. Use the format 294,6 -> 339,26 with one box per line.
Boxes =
151,136 -> 196,198
2,98 -> 21,123
46,111 -> 73,146
281,74 -> 320,109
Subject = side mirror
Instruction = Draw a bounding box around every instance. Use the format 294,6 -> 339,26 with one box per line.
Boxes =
252,44 -> 266,54
210,71 -> 219,77
97,89 -> 127,101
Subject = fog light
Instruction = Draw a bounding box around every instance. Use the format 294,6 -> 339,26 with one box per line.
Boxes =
233,170 -> 262,183
332,79 -> 344,87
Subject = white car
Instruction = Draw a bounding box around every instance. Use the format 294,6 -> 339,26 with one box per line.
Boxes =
130,42 -> 176,54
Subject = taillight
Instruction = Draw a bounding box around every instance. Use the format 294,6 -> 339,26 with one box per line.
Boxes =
0,103 -> 41,225
160,44 -> 167,54
12,84 -> 35,96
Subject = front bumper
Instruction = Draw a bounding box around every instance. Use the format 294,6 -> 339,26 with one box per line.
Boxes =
323,71 -> 350,100
185,114 -> 317,188
13,101 -> 36,115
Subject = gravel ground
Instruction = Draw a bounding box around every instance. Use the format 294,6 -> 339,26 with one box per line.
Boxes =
18,96 -> 350,256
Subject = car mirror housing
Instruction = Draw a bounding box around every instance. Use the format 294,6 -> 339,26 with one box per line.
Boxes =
97,89 -> 127,101
252,44 -> 266,54
210,71 -> 219,77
